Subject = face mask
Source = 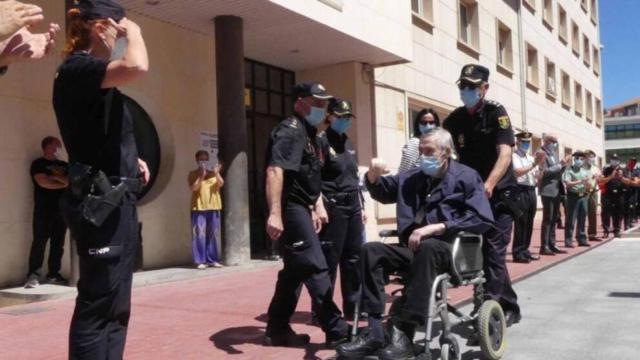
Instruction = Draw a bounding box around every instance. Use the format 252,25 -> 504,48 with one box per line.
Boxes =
110,37 -> 128,61
198,161 -> 208,170
547,142 -> 557,151
419,123 -> 435,134
611,160 -> 620,166
330,117 -> 351,134
460,87 -> 481,108
305,106 -> 326,126
518,142 -> 530,152
574,159 -> 584,167
420,155 -> 443,177
586,157 -> 594,165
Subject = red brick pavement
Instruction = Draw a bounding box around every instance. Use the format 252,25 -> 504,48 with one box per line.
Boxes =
0,213 -> 612,360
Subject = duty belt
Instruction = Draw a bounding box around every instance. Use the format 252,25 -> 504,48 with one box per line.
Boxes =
324,191 -> 359,206
109,177 -> 144,194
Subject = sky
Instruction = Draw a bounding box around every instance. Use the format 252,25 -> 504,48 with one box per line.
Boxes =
600,0 -> 640,108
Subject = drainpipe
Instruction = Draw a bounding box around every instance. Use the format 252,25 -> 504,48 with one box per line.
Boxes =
517,0 -> 528,130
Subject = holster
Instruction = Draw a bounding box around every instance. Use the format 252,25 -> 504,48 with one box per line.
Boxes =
67,163 -> 127,228
498,189 -> 524,219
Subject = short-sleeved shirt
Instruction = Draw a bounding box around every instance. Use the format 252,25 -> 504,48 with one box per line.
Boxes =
563,166 -> 590,195
443,100 -> 517,193
188,171 -> 222,211
30,157 -> 68,212
266,114 -> 322,206
512,149 -> 537,187
53,52 -> 138,178
317,127 -> 359,195
584,165 -> 601,191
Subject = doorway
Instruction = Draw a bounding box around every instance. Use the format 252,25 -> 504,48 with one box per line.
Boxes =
245,59 -> 295,258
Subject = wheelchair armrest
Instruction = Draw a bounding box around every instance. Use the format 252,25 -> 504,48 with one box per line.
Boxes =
378,229 -> 399,238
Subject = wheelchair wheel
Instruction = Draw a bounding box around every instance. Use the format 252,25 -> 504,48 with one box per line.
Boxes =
477,300 -> 506,360
439,335 -> 460,360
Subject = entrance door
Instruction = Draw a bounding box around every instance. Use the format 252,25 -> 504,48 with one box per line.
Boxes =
245,59 -> 295,257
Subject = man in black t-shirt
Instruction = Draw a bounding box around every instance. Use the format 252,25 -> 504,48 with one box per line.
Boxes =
25,136 -> 68,288
443,64 -> 521,326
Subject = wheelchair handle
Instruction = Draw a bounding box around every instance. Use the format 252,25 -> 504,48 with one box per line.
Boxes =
378,229 -> 399,238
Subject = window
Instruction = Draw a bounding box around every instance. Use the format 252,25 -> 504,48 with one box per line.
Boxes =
458,0 -> 479,51
592,45 -> 600,75
412,0 -> 434,23
585,91 -> 593,122
496,20 -> 513,71
545,58 -> 557,97
543,0 -> 553,29
526,43 -> 539,89
523,0 -> 536,13
581,0 -> 588,13
561,70 -> 571,108
558,5 -> 568,43
583,35 -> 590,67
574,82 -> 583,115
571,21 -> 580,56
590,0 -> 598,24
595,98 -> 603,126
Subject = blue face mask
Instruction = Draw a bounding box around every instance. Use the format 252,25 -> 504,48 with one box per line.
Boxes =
547,142 -> 557,151
574,159 -> 584,167
305,106 -> 326,126
330,117 -> 351,134
460,87 -> 481,108
419,123 -> 435,134
420,155 -> 443,177
519,142 -> 530,152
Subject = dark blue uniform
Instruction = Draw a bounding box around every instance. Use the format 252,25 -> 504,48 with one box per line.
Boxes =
54,51 -> 141,360
316,127 -> 363,319
444,100 -> 521,315
265,115 -> 348,341
360,161 -> 494,322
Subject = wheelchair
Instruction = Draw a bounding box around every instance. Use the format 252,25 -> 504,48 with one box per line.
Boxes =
349,230 -> 507,360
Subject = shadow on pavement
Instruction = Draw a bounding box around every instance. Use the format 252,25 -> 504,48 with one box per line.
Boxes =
209,326 -> 265,355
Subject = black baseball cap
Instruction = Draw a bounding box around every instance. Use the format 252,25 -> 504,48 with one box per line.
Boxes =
611,153 -> 619,159
584,149 -> 596,156
76,0 -> 126,22
515,131 -> 532,140
328,98 -> 355,117
292,82 -> 332,100
457,64 -> 490,84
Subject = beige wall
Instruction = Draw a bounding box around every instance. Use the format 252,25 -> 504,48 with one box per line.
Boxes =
0,3 -> 217,286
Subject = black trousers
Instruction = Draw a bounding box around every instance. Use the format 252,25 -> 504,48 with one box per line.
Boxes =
266,202 -> 347,339
601,194 -> 611,233
512,186 -> 536,260
28,208 -> 67,276
66,194 -> 139,360
360,239 -> 452,323
317,198 -> 363,317
624,192 -> 636,229
484,201 -> 519,314
604,195 -> 624,235
541,196 -> 560,251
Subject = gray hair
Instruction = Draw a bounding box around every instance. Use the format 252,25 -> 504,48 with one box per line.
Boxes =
420,128 -> 457,159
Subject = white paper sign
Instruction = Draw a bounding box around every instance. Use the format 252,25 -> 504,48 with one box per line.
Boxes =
200,131 -> 219,169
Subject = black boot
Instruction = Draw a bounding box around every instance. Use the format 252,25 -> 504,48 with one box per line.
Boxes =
336,330 -> 385,359
263,325 -> 310,347
377,320 -> 415,360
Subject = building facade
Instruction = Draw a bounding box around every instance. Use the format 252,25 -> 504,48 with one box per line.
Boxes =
604,97 -> 640,162
0,0 -> 604,286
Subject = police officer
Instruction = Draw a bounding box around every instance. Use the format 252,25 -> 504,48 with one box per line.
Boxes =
605,165 -> 625,238
623,157 -> 638,229
511,131 -> 545,263
264,82 -> 349,348
53,1 -> 150,358
443,64 -> 521,326
600,154 -> 621,237
314,98 -> 364,320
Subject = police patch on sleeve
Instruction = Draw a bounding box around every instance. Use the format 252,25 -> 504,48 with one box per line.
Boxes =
498,115 -> 510,129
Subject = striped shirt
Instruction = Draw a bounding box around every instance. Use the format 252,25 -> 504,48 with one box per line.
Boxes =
399,137 -> 420,172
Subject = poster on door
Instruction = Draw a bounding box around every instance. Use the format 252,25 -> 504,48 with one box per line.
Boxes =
200,131 -> 218,170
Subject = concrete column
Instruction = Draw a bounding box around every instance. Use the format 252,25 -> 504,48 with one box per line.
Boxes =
214,16 -> 250,265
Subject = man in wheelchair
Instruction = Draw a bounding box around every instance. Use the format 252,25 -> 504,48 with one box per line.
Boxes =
337,128 -> 495,359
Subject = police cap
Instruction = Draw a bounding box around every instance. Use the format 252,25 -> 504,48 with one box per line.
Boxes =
515,131 -> 532,141
75,0 -> 126,21
457,64 -> 490,84
328,98 -> 355,117
611,153 -> 619,159
292,82 -> 332,100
